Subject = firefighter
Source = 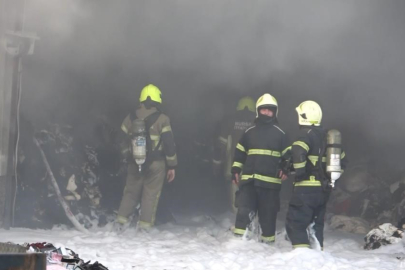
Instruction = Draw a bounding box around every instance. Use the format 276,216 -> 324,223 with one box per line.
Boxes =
213,96 -> 256,212
231,93 -> 290,244
285,100 -> 346,249
115,84 -> 177,231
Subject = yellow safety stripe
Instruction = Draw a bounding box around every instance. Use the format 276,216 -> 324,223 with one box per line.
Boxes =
307,153 -> 345,165
232,162 -> 244,169
162,125 -> 172,133
121,124 -> 129,134
241,174 -> 282,184
219,136 -> 228,145
117,215 -> 128,224
151,189 -> 162,226
308,155 -> 326,166
294,180 -> 322,187
261,235 -> 275,242
149,135 -> 163,149
282,146 -> 291,156
247,149 -> 281,157
166,154 -> 177,161
293,141 -> 310,152
293,244 -> 310,248
233,228 -> 246,235
308,156 -> 317,165
138,220 -> 153,229
236,143 -> 246,153
293,161 -> 306,169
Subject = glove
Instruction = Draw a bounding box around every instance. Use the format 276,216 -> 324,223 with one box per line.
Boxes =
232,173 -> 239,185
280,158 -> 293,175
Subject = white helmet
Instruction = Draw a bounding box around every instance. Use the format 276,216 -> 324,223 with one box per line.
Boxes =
296,100 -> 322,126
256,94 -> 278,118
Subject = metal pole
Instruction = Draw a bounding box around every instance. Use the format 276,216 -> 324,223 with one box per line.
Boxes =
0,0 -> 22,229
0,0 -> 11,228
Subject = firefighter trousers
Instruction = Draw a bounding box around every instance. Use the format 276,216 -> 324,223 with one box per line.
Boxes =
234,182 -> 280,241
117,161 -> 166,228
285,190 -> 330,248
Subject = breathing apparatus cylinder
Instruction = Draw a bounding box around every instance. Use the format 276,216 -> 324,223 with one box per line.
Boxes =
326,129 -> 342,187
132,119 -> 147,171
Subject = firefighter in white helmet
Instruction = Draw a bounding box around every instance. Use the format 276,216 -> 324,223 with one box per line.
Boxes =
286,100 -> 346,249
231,93 -> 291,244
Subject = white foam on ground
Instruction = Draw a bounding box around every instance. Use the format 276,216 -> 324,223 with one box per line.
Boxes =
1,213 -> 404,270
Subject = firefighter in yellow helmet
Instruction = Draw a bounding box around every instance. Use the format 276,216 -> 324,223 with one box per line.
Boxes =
115,84 -> 177,231
231,94 -> 291,244
212,96 -> 256,212
286,101 -> 346,249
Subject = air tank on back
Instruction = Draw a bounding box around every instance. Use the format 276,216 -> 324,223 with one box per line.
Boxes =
131,119 -> 146,171
326,129 -> 342,187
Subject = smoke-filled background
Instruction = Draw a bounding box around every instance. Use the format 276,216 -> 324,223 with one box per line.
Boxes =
15,0 -> 405,225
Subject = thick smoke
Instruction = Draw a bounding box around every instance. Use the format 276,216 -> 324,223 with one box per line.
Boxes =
22,1 -> 405,120
18,0 -> 405,218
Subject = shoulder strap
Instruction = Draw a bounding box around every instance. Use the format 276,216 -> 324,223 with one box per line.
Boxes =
144,111 -> 162,152
312,129 -> 329,184
144,111 -> 161,131
129,110 -> 161,125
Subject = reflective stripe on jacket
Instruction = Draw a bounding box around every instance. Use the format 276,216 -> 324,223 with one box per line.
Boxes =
231,118 -> 290,190
292,126 -> 346,190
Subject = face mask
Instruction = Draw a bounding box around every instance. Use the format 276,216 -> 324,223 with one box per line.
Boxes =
257,114 -> 274,123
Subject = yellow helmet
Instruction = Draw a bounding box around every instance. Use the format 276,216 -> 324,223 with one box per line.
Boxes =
237,96 -> 255,112
256,93 -> 278,118
139,84 -> 162,104
296,100 -> 322,126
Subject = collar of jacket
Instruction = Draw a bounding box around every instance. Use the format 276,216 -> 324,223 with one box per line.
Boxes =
299,125 -> 326,138
139,103 -> 162,113
255,115 -> 276,125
